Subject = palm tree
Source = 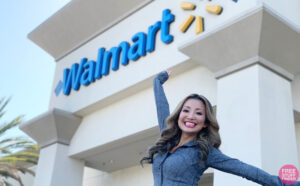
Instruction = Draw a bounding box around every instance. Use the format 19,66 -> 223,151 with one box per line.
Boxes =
0,98 -> 39,186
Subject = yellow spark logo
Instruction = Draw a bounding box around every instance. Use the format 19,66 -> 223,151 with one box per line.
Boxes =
179,1 -> 223,34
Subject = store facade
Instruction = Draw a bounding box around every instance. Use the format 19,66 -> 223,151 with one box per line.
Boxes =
21,0 -> 300,185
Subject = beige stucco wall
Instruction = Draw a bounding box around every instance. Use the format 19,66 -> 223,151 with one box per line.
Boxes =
82,165 -> 153,186
82,165 -> 213,186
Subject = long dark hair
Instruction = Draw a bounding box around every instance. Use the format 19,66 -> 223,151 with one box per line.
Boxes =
141,94 -> 221,166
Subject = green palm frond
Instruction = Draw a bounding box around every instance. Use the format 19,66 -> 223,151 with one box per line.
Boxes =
0,137 -> 33,154
0,98 -> 10,119
0,97 -> 38,186
27,144 -> 38,151
0,152 -> 39,165
0,116 -> 23,137
3,152 -> 39,164
9,152 -> 39,159
1,140 -> 34,151
0,157 -> 30,164
0,137 -> 28,145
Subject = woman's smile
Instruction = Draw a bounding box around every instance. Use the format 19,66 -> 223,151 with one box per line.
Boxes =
178,98 -> 207,136
184,121 -> 197,128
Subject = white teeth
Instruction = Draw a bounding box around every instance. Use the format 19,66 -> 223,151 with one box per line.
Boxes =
185,122 -> 195,127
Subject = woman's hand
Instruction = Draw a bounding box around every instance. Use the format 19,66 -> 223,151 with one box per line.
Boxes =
165,69 -> 171,76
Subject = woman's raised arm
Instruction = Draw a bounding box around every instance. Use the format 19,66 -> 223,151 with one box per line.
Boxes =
206,147 -> 299,186
153,71 -> 170,132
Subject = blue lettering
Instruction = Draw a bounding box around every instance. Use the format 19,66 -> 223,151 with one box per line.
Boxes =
109,47 -> 120,71
81,60 -> 96,86
62,58 -> 86,95
146,21 -> 161,52
100,41 -> 131,75
110,41 -> 130,70
161,9 -> 174,44
102,50 -> 112,76
128,32 -> 146,61
119,41 -> 130,66
94,48 -> 105,80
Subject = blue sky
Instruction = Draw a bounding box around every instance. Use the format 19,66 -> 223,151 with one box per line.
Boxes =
0,0 -> 70,138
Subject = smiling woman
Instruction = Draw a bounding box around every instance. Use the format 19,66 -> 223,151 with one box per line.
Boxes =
140,71 -> 300,186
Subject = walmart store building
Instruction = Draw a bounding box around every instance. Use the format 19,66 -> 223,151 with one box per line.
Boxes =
20,0 -> 300,185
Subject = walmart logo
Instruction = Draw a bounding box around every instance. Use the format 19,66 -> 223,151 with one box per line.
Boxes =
179,0 -> 237,34
55,0 -> 238,96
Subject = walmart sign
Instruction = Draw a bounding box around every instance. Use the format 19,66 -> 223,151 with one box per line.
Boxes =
55,9 -> 175,96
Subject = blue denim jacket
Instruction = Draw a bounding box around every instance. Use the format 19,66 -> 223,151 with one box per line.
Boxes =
152,71 -> 299,186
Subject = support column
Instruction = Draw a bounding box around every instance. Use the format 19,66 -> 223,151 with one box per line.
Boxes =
34,143 -> 84,186
20,109 -> 83,186
177,4 -> 300,185
214,63 -> 299,186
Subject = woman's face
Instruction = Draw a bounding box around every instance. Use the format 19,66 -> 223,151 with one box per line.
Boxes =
178,98 -> 207,136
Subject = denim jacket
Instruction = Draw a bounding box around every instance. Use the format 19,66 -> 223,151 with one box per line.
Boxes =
152,71 -> 299,186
